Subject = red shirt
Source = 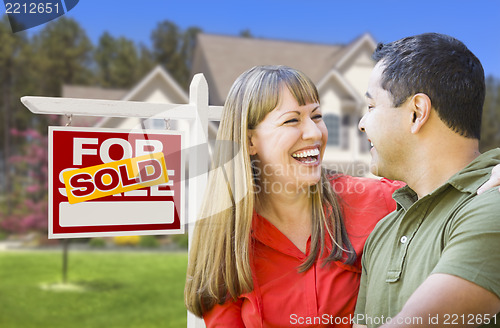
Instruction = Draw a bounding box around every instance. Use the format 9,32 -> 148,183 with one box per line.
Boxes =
204,176 -> 403,327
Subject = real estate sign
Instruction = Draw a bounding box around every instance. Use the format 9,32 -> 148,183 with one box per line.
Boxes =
48,126 -> 184,239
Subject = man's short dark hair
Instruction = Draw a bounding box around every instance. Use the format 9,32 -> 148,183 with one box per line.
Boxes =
372,33 -> 485,139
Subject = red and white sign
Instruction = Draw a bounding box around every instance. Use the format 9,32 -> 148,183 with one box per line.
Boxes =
49,126 -> 184,239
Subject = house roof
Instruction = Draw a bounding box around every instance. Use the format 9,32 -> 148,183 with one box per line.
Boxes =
61,85 -> 129,127
122,65 -> 189,103
61,66 -> 218,138
191,33 -> 374,105
316,69 -> 365,110
334,33 -> 377,70
62,85 -> 128,100
96,65 -> 189,128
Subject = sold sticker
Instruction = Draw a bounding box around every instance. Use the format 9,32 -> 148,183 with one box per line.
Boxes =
63,152 -> 168,204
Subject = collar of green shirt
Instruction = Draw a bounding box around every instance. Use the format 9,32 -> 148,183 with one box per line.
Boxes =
392,148 -> 500,211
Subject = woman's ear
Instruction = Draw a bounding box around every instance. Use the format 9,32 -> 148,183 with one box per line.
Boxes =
410,93 -> 432,134
248,129 -> 257,155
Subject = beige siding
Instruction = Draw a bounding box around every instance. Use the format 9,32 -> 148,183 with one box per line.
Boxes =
321,88 -> 342,116
343,51 -> 374,99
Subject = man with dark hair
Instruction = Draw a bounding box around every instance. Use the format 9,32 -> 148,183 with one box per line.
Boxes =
354,33 -> 500,327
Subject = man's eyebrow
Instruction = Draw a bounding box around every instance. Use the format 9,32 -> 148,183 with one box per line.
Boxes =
365,91 -> 373,99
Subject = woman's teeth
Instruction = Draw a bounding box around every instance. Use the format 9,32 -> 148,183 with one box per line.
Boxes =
291,148 -> 320,158
292,148 -> 320,164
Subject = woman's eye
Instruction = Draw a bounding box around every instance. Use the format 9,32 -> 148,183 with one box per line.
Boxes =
284,118 -> 299,124
312,114 -> 323,120
368,105 -> 374,112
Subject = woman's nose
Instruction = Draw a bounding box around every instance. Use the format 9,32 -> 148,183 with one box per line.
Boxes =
302,118 -> 322,141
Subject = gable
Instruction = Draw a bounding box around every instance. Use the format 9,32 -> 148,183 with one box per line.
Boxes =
126,74 -> 188,103
123,66 -> 188,103
317,70 -> 363,115
341,46 -> 375,98
95,66 -> 188,128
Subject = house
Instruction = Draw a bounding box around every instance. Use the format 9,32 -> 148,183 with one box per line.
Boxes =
64,33 -> 376,176
62,65 -> 219,143
191,33 -> 375,176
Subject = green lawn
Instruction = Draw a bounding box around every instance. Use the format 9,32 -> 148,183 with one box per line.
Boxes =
0,251 -> 188,328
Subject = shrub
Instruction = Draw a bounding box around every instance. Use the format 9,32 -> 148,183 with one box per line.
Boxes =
89,238 -> 106,248
113,235 -> 140,246
171,233 -> 188,249
139,235 -> 159,248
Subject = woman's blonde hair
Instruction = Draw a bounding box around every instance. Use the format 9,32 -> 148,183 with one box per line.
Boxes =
184,65 -> 355,317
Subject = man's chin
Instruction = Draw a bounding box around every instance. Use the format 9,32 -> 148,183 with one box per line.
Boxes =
369,162 -> 381,177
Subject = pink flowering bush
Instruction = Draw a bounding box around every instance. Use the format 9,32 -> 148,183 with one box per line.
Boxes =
0,128 -> 48,235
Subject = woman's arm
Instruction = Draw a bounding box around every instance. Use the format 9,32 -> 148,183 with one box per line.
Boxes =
203,298 -> 245,328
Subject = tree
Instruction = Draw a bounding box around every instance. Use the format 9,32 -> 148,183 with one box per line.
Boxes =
137,43 -> 155,79
95,32 -> 143,88
0,16 -> 91,217
0,16 -> 32,214
480,76 -> 500,152
151,21 -> 202,89
0,16 -> 205,228
94,32 -> 115,87
112,37 -> 141,88
32,16 -> 93,96
180,27 -> 202,80
239,29 -> 253,38
151,20 -> 180,67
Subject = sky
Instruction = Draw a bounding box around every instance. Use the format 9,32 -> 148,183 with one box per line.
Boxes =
7,0 -> 500,78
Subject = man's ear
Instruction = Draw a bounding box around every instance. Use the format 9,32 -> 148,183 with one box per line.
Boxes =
248,129 -> 257,155
410,93 -> 432,134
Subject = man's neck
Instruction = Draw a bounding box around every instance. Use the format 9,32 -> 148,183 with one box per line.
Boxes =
404,139 -> 480,199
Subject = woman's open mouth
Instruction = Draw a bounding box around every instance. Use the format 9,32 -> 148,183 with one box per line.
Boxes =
291,148 -> 320,165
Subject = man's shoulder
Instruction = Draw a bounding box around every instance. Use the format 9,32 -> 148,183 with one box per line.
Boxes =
431,188 -> 500,301
449,188 -> 500,229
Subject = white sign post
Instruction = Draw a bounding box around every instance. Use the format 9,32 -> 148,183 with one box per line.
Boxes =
22,73 -> 218,328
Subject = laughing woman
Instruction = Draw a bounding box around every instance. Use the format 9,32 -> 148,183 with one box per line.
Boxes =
184,65 -> 499,327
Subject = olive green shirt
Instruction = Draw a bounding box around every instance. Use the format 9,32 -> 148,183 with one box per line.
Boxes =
354,149 -> 500,327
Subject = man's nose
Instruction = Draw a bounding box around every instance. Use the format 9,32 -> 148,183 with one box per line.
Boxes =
358,114 -> 366,132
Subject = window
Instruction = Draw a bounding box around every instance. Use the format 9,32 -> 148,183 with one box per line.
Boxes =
143,118 -> 166,130
341,115 -> 350,150
324,114 -> 340,146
